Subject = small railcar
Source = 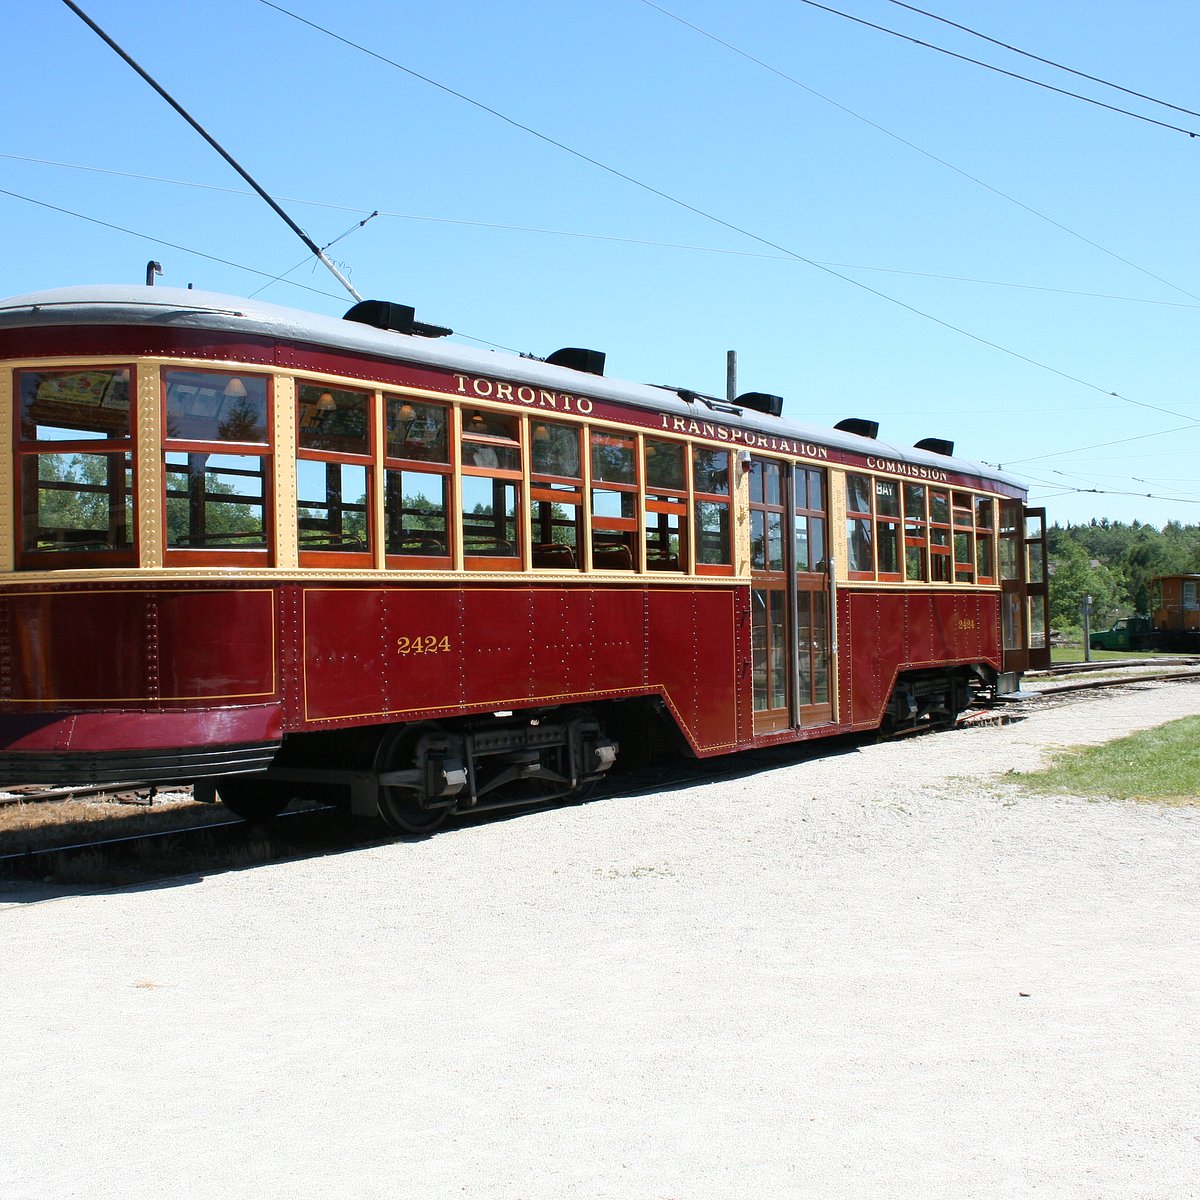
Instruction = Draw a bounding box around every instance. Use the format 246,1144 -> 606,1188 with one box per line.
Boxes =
0,284 -> 1050,830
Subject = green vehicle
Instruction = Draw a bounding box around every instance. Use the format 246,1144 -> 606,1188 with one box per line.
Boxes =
1089,615 -> 1152,651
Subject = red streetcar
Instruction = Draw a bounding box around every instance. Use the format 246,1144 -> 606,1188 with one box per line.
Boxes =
0,284 -> 1049,830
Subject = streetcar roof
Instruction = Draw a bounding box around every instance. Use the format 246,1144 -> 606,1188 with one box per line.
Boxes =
0,283 -> 1025,492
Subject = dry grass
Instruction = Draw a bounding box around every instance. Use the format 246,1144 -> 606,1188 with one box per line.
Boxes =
0,790 -> 234,856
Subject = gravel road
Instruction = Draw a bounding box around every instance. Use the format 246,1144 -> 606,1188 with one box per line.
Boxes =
2,682 -> 1198,1200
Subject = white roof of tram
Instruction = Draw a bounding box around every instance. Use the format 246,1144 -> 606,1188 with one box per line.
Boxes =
0,283 -> 1025,493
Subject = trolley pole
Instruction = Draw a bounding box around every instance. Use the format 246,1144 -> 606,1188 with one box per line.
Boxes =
726,351 -> 737,402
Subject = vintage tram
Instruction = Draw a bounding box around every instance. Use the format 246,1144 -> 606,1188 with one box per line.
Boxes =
0,283 -> 1049,830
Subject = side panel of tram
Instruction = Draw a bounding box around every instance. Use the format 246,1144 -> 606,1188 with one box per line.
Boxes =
0,291 -> 1050,801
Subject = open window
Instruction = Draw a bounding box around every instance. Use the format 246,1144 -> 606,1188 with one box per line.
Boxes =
589,430 -> 638,571
693,446 -> 732,575
163,367 -> 271,564
530,421 -> 583,570
15,366 -> 136,569
643,437 -> 687,572
461,410 -> 522,569
385,396 -> 452,568
296,382 -> 373,567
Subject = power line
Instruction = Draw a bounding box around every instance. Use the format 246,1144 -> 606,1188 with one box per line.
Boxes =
1002,421 -> 1200,468
635,2 -> 1200,303
0,186 -> 529,354
884,0 -> 1200,121
257,0 -> 1200,432
792,0 -> 1199,138
0,186 -> 345,300
8,151 -> 1197,311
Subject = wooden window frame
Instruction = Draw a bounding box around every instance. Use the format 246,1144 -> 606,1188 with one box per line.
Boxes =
530,421 -> 584,571
589,429 -> 639,572
296,380 -> 374,570
461,411 -> 523,571
384,395 -> 453,570
974,495 -> 997,586
13,364 -> 139,571
692,445 -> 734,577
162,366 -> 273,568
644,436 -> 688,573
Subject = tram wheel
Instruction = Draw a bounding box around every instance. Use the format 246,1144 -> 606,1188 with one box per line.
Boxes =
374,726 -> 451,835
216,777 -> 293,823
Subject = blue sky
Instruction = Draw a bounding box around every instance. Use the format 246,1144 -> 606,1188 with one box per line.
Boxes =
4,0 -> 1197,527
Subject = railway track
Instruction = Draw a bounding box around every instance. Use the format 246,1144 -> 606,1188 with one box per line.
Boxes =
4,664 -> 1198,886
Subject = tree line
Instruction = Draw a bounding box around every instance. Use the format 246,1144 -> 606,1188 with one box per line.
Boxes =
1048,521 -> 1200,633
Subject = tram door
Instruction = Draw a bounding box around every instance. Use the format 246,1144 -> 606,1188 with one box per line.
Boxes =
999,502 -> 1051,673
749,459 -> 833,734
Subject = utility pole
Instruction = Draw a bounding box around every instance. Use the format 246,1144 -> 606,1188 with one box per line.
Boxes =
1082,594 -> 1093,663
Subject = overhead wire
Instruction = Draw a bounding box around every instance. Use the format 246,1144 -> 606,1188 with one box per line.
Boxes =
7,152 -> 1197,311
1000,422 -> 1200,469
0,186 -> 346,301
791,0 -> 1200,138
256,0 -> 1200,439
883,0 -> 1200,120
636,1 -> 1199,303
0,185 -> 524,353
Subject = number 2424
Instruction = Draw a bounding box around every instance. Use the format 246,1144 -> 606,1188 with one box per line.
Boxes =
397,635 -> 452,655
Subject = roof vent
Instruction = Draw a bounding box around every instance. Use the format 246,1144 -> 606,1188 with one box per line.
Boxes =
343,299 -> 452,339
835,417 -> 879,439
546,347 -> 606,376
915,437 -> 955,457
735,391 -> 784,417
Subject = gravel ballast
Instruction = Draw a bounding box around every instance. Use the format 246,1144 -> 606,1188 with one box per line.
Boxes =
2,682 -> 1198,1200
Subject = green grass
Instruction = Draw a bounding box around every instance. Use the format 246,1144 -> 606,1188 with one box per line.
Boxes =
1050,646 -> 1161,663
1014,717 -> 1200,804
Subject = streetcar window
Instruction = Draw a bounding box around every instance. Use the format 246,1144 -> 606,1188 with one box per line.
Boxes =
845,474 -> 873,577
998,502 -> 1021,581
1027,596 -> 1047,649
875,479 -> 902,580
463,411 -> 521,472
387,397 -> 449,463
751,509 -> 784,572
531,422 -> 582,570
19,367 -> 130,442
644,438 -> 687,572
164,452 -> 268,549
590,432 -> 637,570
645,495 -> 685,571
15,367 -> 136,567
161,368 -> 271,562
21,451 -> 134,555
695,500 -> 731,567
952,493 -> 975,583
1026,540 -> 1045,585
297,460 -> 370,553
929,489 -> 951,582
692,447 -> 729,497
385,470 -> 450,558
591,431 -> 636,486
903,484 -> 927,581
693,447 -> 732,571
462,413 -> 522,565
532,422 -> 581,479
165,369 -> 267,444
385,398 -> 452,565
298,384 -> 370,456
462,475 -> 519,557
975,497 -> 996,583
795,465 -> 827,574
296,382 -> 373,564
